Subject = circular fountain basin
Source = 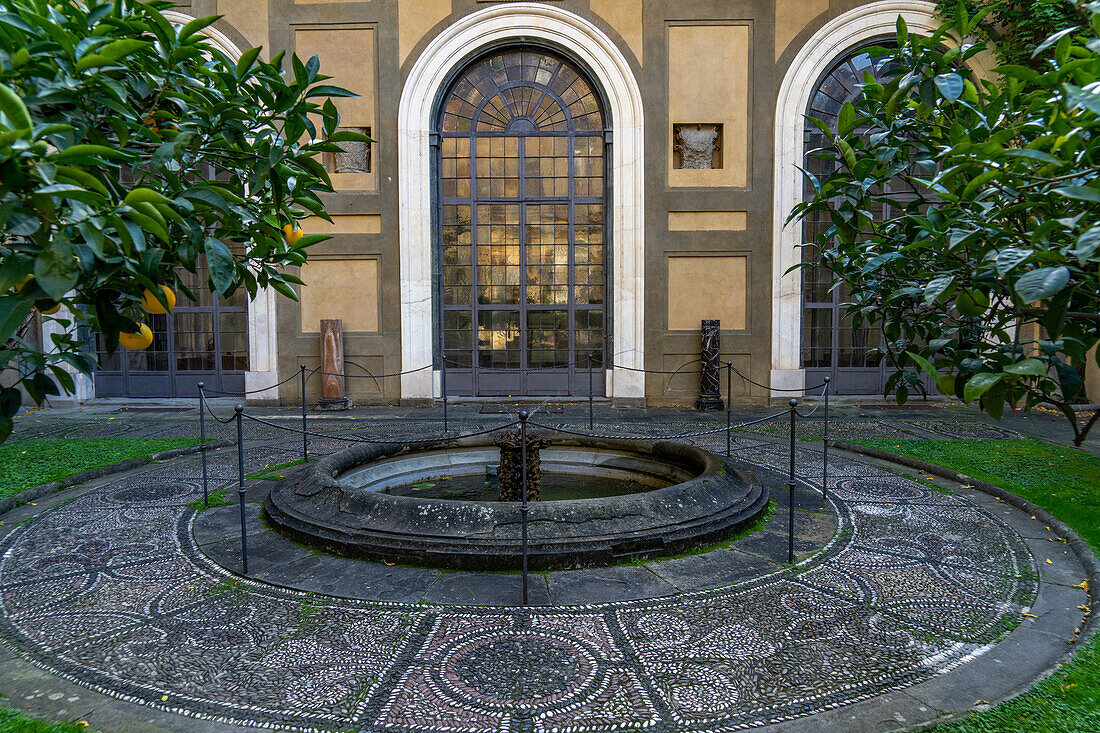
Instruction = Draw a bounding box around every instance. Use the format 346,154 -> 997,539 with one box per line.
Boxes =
265,435 -> 766,570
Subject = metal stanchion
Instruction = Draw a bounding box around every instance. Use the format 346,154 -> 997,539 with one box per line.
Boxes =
520,410 -> 530,606
440,335 -> 449,433
588,356 -> 594,431
299,364 -> 308,462
198,382 -> 208,508
822,377 -> 830,499
235,404 -> 249,575
725,362 -> 733,458
788,398 -> 797,565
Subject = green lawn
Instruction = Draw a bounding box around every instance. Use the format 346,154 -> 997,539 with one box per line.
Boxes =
0,437 -> 199,498
0,706 -> 90,732
852,438 -> 1100,732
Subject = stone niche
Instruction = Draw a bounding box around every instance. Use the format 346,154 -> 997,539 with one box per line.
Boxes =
673,124 -> 723,170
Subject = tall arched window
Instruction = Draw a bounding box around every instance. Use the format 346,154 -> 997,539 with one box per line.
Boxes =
436,49 -> 608,396
801,47 -> 899,394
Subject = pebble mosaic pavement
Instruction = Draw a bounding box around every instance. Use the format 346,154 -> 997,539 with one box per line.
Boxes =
0,415 -> 1040,732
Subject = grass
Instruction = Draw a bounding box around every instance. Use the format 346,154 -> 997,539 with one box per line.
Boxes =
0,706 -> 91,731
246,457 -> 312,481
185,487 -> 234,512
0,437 -> 198,498
850,438 -> 1100,732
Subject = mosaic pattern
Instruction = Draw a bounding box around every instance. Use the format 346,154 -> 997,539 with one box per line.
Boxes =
0,429 -> 1037,732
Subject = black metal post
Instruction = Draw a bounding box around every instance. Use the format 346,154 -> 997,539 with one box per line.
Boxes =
440,332 -> 449,433
725,362 -> 733,458
822,377 -> 830,499
235,404 -> 249,575
198,382 -> 208,508
588,356 -> 594,431
520,410 -> 529,606
788,398 -> 797,565
300,364 -> 308,462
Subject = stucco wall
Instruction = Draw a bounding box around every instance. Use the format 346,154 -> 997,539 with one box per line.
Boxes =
190,1 -> 906,405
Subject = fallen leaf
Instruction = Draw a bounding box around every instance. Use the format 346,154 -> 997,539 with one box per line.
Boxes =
1046,559 -> 1053,564
1021,612 -> 1037,618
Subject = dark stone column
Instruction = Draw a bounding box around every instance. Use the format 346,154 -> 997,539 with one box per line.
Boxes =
695,319 -> 724,410
495,431 -> 548,502
317,318 -> 353,410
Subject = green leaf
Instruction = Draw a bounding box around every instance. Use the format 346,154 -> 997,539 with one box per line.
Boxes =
934,73 -> 964,102
178,15 -> 220,41
838,102 -> 857,136
1053,186 -> 1100,203
236,46 -> 262,78
906,351 -> 938,380
1002,149 -> 1061,164
1003,358 -> 1047,376
0,82 -> 31,130
896,15 -> 908,47
51,144 -> 125,162
1015,266 -> 1070,302
963,372 -> 1002,403
994,247 -> 1033,276
204,237 -> 236,294
97,38 -> 150,61
0,294 -> 34,345
1071,226 -> 1100,264
33,239 -> 78,300
74,54 -> 116,72
123,187 -> 172,206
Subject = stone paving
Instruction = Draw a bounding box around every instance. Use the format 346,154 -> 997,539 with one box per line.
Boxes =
0,404 -> 1092,731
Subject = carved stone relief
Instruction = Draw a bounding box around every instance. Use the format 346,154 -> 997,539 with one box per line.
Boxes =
674,124 -> 721,170
331,127 -> 371,174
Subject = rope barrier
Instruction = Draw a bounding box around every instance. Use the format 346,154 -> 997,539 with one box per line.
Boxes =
527,409 -> 790,442
729,362 -> 827,393
795,382 -> 831,419
200,369 -> 304,396
197,390 -> 238,424
307,363 -> 434,380
240,412 -> 521,445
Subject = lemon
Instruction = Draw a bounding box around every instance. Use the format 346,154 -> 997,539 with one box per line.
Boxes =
118,324 -> 154,350
36,301 -> 60,315
141,285 -> 176,314
13,274 -> 33,293
937,374 -> 956,396
282,223 -> 304,245
956,288 -> 989,317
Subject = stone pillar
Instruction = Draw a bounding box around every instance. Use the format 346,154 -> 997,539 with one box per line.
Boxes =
495,431 -> 548,502
317,318 -> 353,410
695,319 -> 724,410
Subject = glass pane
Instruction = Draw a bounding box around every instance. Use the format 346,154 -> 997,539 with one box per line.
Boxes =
219,312 -> 249,371
173,312 -> 214,371
477,310 -> 520,368
126,314 -> 169,372
527,310 -> 569,368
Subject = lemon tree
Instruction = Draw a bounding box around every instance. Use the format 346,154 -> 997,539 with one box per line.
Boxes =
791,1 -> 1100,446
0,0 -> 369,439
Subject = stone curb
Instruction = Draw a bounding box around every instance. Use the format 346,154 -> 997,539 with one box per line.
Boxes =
829,438 -> 1099,663
0,441 -> 227,516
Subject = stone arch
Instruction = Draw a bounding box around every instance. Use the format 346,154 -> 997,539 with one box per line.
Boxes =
398,2 -> 645,401
770,1 -> 994,395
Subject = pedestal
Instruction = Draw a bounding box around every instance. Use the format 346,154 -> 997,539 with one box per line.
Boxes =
695,319 -> 724,410
495,432 -> 548,502
317,318 -> 353,411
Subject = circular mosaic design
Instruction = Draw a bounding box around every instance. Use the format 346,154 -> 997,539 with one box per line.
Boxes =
101,480 -> 202,507
0,434 -> 1039,733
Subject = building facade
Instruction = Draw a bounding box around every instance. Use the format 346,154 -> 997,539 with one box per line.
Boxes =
70,0 -> 1003,406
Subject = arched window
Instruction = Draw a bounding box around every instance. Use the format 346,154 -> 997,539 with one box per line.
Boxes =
436,49 -> 608,396
801,47 -> 900,394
